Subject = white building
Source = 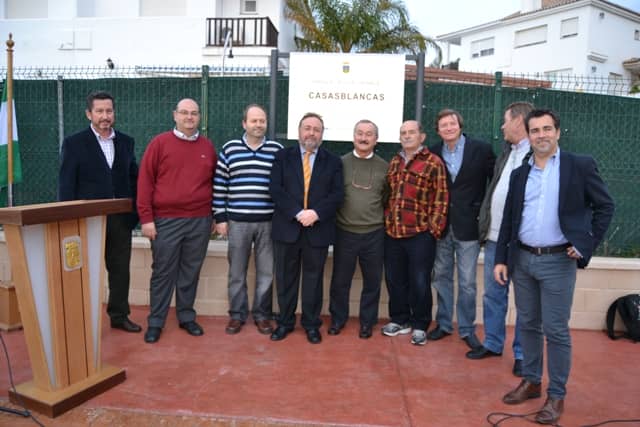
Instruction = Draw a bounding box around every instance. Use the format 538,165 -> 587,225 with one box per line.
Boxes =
437,0 -> 640,88
0,0 -> 296,72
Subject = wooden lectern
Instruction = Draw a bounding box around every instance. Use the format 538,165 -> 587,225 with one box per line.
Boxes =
0,199 -> 131,417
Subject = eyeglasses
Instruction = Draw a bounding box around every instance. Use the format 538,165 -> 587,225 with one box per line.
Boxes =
351,168 -> 373,190
176,110 -> 200,117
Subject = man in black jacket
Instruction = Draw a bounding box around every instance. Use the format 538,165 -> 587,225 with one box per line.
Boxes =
428,109 -> 496,350
58,91 -> 141,333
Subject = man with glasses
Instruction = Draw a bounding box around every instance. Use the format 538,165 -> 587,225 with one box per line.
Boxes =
327,120 -> 389,339
269,112 -> 343,344
137,98 -> 217,344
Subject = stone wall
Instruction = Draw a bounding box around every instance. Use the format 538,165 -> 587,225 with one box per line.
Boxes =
2,233 -> 638,331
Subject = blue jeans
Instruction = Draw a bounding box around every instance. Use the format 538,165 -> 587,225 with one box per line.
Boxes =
432,230 -> 480,337
512,248 -> 576,399
384,231 -> 436,331
482,240 -> 522,359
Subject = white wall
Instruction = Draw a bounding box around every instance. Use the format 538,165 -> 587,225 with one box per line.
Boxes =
455,3 -> 639,79
0,0 -> 295,68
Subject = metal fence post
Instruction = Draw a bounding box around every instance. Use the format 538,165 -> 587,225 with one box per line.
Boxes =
201,65 -> 209,137
57,75 -> 64,152
492,71 -> 503,144
268,49 -> 278,142
415,51 -> 425,123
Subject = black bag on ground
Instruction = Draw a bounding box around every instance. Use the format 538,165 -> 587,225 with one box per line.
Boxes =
606,294 -> 640,342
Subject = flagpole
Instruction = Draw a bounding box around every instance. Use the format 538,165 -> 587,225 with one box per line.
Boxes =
6,33 -> 14,207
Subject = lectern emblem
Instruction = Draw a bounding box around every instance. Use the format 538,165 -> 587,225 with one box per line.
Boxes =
62,236 -> 82,271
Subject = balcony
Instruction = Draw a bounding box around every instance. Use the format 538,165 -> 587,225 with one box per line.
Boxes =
206,17 -> 278,48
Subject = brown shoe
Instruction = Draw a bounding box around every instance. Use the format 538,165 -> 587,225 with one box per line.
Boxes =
255,319 -> 273,335
535,397 -> 564,424
502,379 -> 542,404
225,319 -> 244,335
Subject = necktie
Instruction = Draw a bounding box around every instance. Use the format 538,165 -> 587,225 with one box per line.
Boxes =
303,151 -> 312,209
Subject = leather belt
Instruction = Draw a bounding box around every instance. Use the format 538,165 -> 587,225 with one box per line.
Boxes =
518,241 -> 570,256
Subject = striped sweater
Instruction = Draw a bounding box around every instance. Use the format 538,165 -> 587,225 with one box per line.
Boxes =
213,135 -> 283,223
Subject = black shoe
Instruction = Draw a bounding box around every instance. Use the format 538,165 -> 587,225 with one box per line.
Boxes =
513,359 -> 523,377
327,323 -> 343,335
359,325 -> 373,339
111,318 -> 142,333
426,326 -> 451,341
306,328 -> 322,344
179,321 -> 204,336
270,325 -> 294,341
466,345 -> 502,360
462,333 -> 483,350
144,327 -> 162,343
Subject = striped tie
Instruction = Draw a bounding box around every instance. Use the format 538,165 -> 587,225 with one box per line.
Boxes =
303,151 -> 312,209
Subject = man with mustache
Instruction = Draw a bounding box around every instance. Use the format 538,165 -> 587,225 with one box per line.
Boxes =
58,90 -> 141,334
269,112 -> 343,344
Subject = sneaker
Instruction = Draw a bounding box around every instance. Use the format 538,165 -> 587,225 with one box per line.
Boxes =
381,322 -> 411,337
411,329 -> 427,346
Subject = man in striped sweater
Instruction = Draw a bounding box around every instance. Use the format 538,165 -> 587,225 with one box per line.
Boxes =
213,104 -> 283,335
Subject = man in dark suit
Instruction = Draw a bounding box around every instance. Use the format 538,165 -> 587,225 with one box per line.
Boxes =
428,109 -> 496,350
495,109 -> 614,425
58,91 -> 141,333
269,112 -> 344,344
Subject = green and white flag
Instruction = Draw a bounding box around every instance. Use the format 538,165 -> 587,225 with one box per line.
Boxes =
0,80 -> 22,187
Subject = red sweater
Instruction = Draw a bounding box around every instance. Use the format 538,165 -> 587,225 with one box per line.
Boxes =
137,131 -> 217,224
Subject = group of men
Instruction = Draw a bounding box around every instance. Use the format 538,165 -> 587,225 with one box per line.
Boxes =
58,91 -> 613,425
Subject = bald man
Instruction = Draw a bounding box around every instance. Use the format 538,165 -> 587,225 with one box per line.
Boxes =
137,98 -> 217,343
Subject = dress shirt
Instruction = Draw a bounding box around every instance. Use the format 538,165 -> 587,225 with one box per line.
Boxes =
488,138 -> 530,241
518,148 -> 568,247
91,125 -> 115,168
441,134 -> 466,182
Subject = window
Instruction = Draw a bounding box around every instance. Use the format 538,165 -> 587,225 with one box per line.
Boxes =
514,25 -> 547,48
470,37 -> 495,58
241,0 -> 257,14
635,29 -> 640,41
560,17 -> 579,38
6,0 -> 46,18
140,0 -> 186,16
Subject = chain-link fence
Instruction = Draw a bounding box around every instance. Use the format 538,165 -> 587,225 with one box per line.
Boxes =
1,65 -> 638,257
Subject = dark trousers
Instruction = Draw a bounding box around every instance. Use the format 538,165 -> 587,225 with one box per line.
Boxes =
147,217 -> 212,328
384,231 -> 436,331
105,213 -> 133,323
274,232 -> 328,330
329,227 -> 384,327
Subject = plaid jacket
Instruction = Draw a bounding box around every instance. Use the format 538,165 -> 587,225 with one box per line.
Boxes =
384,147 -> 449,239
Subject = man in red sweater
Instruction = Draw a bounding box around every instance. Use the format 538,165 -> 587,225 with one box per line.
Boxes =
137,98 -> 217,343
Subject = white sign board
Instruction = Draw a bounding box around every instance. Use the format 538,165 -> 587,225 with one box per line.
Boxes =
287,52 -> 405,143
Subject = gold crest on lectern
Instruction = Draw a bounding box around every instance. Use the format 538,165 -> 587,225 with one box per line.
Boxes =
62,236 -> 82,271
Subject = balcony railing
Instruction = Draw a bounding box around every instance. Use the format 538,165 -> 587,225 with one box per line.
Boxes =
206,17 -> 278,48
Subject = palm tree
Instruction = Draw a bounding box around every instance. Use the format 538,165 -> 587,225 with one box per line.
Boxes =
284,0 -> 442,66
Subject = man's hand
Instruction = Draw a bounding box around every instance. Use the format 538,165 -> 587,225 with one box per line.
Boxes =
215,222 -> 228,238
141,222 -> 157,241
297,209 -> 319,227
494,264 -> 509,286
566,245 -> 581,259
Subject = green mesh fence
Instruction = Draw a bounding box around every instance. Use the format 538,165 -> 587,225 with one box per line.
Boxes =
1,70 -> 638,256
